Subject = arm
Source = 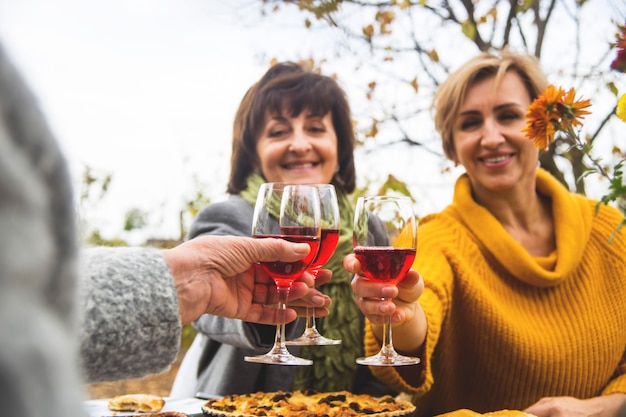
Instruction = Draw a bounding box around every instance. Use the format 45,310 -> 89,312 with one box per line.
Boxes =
79,237 -> 330,382
0,42 -> 85,417
78,246 -> 181,382
525,393 -> 626,417
163,234 -> 331,326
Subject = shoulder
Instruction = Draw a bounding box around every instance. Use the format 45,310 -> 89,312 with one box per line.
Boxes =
586,198 -> 626,245
418,209 -> 465,244
189,195 -> 253,238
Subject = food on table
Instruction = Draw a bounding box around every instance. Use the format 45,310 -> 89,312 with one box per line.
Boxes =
107,393 -> 165,413
202,390 -> 416,417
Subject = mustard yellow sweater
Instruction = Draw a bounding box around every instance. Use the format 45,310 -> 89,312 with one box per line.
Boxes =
366,168 -> 626,416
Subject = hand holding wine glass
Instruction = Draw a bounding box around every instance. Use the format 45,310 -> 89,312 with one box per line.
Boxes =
245,183 -> 321,366
353,195 -> 420,366
287,184 -> 342,346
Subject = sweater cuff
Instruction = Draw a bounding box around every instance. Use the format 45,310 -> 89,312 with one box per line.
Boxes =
602,374 -> 626,395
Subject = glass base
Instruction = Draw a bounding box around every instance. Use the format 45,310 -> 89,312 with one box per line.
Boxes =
244,344 -> 312,366
286,328 -> 342,346
356,351 -> 420,367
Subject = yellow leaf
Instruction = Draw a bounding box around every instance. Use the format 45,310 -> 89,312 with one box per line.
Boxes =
363,24 -> 374,39
428,49 -> 439,62
617,93 -> 626,122
461,20 -> 476,40
410,77 -> 419,93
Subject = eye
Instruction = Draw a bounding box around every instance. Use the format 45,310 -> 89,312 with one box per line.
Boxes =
268,128 -> 287,138
498,111 -> 523,123
266,122 -> 291,139
309,125 -> 326,133
459,117 -> 481,131
305,119 -> 327,134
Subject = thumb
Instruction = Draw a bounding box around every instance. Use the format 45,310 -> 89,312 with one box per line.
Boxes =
253,238 -> 311,262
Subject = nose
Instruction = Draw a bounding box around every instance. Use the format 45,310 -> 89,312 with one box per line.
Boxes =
288,129 -> 312,152
480,118 -> 505,148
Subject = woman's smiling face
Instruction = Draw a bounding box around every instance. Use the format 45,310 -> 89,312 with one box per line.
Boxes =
255,110 -> 338,185
452,71 -> 540,196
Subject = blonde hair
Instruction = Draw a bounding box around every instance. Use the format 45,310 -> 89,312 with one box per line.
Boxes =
432,50 -> 549,161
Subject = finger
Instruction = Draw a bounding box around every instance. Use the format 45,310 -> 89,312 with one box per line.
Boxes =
251,306 -> 299,325
295,271 -> 316,288
395,270 -> 423,304
291,306 -> 330,318
343,253 -> 362,275
351,275 -> 398,299
355,295 -> 397,317
314,269 -> 332,286
254,238 -> 311,262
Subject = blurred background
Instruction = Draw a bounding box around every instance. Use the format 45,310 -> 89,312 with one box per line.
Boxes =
1,0 -> 624,399
1,0 -> 624,248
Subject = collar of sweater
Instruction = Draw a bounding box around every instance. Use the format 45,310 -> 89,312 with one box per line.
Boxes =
445,167 -> 593,287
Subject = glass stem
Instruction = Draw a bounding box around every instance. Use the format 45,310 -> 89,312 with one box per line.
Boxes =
274,285 -> 290,348
308,307 -> 317,331
306,271 -> 319,332
380,304 -> 395,359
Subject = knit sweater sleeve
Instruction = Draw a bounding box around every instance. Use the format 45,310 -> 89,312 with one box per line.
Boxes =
594,202 -> 626,396
365,212 -> 455,395
78,247 -> 181,382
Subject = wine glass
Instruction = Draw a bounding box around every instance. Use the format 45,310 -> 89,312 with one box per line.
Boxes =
287,184 -> 342,346
353,195 -> 420,366
245,183 -> 321,365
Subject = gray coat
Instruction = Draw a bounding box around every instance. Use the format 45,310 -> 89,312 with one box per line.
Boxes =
0,43 -> 181,417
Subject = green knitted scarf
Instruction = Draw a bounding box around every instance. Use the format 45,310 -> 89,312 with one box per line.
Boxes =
240,173 -> 362,392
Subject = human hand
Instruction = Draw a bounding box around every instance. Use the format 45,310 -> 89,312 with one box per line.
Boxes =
345,253 -> 423,324
283,268 -> 333,317
344,253 -> 426,353
162,235 -> 331,325
524,393 -> 626,417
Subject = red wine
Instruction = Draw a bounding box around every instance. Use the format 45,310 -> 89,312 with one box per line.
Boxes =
353,246 -> 416,284
310,228 -> 339,270
255,234 -> 320,287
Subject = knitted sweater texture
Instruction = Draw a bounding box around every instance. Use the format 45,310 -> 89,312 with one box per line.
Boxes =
0,42 -> 181,417
367,168 -> 626,416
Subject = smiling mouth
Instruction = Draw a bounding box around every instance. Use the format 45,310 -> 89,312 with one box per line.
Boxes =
283,162 -> 319,169
480,155 -> 511,163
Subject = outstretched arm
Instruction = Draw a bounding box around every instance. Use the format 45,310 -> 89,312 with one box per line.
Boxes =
163,235 -> 331,325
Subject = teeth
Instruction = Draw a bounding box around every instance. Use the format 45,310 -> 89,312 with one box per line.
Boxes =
286,163 -> 315,169
483,156 -> 508,163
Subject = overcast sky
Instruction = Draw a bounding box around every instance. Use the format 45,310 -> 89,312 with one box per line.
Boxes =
0,0 -> 357,243
1,0 -> 623,244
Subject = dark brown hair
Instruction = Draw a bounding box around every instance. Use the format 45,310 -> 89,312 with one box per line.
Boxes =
227,62 -> 356,194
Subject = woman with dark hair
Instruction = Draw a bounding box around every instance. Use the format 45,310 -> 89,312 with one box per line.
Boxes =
170,62 -> 391,398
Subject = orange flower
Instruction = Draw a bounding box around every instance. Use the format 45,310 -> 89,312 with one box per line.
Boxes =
560,87 -> 592,128
523,85 -> 592,150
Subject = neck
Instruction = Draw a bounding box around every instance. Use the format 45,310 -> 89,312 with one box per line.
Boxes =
472,182 -> 556,256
